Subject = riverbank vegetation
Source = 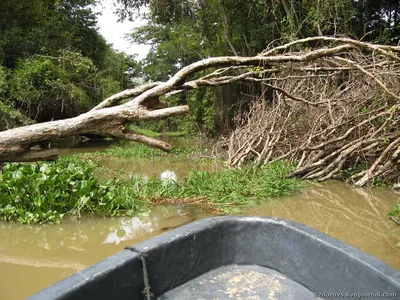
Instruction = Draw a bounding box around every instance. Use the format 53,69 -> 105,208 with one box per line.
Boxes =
2,1 -> 400,187
0,0 -> 141,130
147,161 -> 303,211
0,157 -> 147,223
128,125 -> 187,138
0,154 -> 302,223
78,137 -> 207,158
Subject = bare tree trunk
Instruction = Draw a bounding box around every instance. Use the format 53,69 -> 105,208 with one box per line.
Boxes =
218,0 -> 239,56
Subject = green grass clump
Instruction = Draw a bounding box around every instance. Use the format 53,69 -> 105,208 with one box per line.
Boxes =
163,131 -> 188,137
128,161 -> 303,208
103,144 -> 166,157
185,161 -> 303,204
0,157 -> 148,224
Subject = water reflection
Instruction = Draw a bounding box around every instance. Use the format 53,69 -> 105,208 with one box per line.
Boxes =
0,206 -> 211,299
102,217 -> 154,245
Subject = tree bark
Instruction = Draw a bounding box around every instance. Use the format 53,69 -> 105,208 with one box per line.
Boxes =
0,105 -> 189,162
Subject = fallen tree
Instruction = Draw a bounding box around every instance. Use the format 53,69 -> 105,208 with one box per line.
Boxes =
1,37 -> 400,186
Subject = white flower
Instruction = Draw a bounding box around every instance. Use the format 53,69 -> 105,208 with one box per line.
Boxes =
160,170 -> 177,185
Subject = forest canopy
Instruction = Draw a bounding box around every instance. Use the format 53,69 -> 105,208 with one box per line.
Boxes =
1,0 -> 399,132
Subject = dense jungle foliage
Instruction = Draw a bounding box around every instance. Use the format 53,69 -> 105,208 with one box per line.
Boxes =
0,0 -> 140,129
1,0 -> 400,134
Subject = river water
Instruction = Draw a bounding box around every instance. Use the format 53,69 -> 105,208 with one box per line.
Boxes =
1,141 -> 399,299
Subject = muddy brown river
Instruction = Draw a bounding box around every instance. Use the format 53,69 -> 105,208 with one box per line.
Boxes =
1,140 -> 399,299
1,182 -> 399,299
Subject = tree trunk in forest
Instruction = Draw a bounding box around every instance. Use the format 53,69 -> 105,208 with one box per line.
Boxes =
218,0 -> 239,56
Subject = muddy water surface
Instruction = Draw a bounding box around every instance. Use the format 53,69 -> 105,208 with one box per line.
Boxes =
97,156 -> 222,181
60,138 -> 222,180
0,206 -> 213,300
1,140 -> 400,299
1,182 -> 399,299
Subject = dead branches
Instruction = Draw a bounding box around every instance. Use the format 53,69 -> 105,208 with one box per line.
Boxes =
225,38 -> 400,186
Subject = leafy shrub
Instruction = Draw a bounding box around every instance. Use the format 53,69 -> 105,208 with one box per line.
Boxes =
10,55 -> 87,121
0,65 -> 32,130
8,50 -> 123,122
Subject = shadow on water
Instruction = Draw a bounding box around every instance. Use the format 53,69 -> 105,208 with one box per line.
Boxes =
58,138 -> 117,155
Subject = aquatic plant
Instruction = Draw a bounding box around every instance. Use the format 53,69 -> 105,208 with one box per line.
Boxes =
0,156 -> 302,224
131,161 -> 303,209
128,124 -> 187,137
102,144 -> 166,157
389,204 -> 400,216
82,140 -> 201,158
0,157 -> 148,224
388,204 -> 400,225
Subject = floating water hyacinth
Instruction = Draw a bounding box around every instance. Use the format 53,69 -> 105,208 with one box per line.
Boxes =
160,170 -> 177,185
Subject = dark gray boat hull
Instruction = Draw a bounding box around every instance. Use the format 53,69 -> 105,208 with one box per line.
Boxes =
29,217 -> 400,299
